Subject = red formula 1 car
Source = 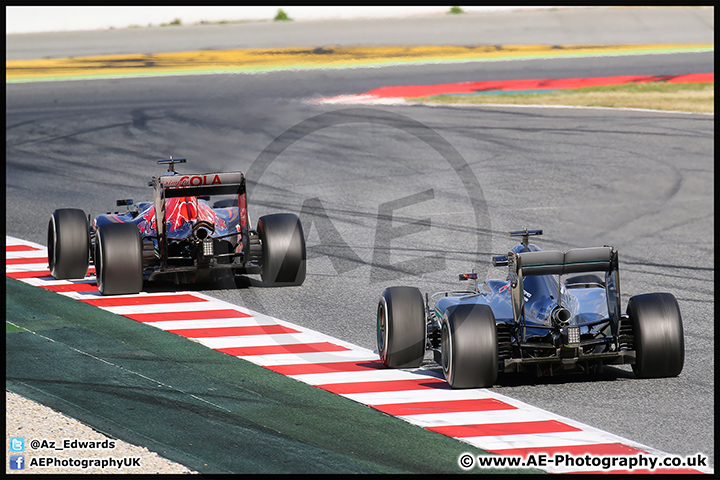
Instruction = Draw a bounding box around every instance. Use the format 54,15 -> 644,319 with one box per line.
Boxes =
47,158 -> 306,295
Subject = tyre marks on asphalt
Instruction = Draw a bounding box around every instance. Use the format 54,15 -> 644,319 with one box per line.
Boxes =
5,236 -> 709,474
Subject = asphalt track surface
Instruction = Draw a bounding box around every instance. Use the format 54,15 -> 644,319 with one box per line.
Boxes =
6,7 -> 715,473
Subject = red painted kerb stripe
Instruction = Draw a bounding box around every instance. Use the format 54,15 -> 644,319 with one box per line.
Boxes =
43,283 -> 98,293
364,73 -> 714,98
127,309 -> 252,322
371,398 -> 517,416
6,270 -> 54,279
427,419 -> 581,437
169,325 -> 301,338
217,342 -> 350,356
7,257 -> 49,265
318,378 -> 449,394
81,294 -> 207,307
267,360 -> 387,376
491,442 -> 647,458
6,245 -> 42,252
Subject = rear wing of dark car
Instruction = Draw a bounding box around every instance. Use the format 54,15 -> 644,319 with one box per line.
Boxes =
516,247 -> 613,276
507,246 -> 622,340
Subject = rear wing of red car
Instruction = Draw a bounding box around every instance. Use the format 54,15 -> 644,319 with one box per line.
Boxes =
157,172 -> 246,196
149,160 -> 250,266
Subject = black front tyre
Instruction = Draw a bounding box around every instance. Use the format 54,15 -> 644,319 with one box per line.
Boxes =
94,223 -> 143,295
47,208 -> 90,279
441,304 -> 498,388
257,213 -> 306,287
377,286 -> 426,368
628,292 -> 684,378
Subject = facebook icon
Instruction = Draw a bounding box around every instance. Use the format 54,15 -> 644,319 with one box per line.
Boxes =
10,455 -> 25,470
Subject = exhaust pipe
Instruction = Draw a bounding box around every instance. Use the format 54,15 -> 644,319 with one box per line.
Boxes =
551,306 -> 572,326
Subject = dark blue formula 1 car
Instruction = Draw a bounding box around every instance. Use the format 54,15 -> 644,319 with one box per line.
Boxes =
47,158 -> 306,295
377,229 -> 684,388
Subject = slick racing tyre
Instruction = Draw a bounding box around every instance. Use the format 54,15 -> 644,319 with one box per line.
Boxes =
628,292 -> 684,378
377,286 -> 426,368
47,208 -> 90,279
94,223 -> 143,295
257,213 -> 306,287
442,304 -> 498,388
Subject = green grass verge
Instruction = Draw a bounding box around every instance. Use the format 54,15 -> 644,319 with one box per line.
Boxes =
408,82 -> 714,113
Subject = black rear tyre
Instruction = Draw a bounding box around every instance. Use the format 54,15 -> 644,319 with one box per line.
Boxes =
441,304 -> 498,388
628,292 -> 684,378
377,286 -> 426,368
47,208 -> 90,279
257,213 -> 306,287
94,223 -> 143,295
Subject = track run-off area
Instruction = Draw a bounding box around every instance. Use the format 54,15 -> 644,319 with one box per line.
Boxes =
5,43 -> 713,83
5,237 -> 712,474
